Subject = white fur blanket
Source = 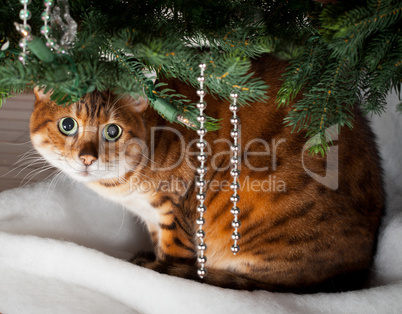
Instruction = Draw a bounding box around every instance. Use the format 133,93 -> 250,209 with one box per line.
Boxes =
0,93 -> 401,313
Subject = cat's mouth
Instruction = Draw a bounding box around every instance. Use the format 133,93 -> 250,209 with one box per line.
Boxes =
75,169 -> 96,181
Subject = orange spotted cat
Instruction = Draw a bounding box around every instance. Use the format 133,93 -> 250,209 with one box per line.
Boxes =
30,54 -> 384,292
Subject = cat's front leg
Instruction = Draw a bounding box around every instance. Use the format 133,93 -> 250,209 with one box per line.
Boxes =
129,234 -> 197,280
131,207 -> 197,268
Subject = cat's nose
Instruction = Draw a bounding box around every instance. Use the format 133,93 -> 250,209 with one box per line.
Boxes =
80,155 -> 97,166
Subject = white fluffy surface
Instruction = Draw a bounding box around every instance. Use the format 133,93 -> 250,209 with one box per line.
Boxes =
0,93 -> 401,313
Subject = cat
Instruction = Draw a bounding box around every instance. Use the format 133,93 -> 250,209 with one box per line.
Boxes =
30,54 -> 384,293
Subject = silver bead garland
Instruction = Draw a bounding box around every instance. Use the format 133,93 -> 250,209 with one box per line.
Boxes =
196,63 -> 208,278
229,91 -> 241,254
16,0 -> 32,64
41,0 -> 61,52
15,0 -> 59,63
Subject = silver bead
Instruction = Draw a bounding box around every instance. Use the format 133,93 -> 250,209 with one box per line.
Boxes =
230,129 -> 239,139
197,167 -> 207,175
19,9 -> 31,20
231,156 -> 239,165
231,244 -> 240,254
196,230 -> 205,238
196,193 -> 206,201
196,89 -> 205,97
197,76 -> 205,83
18,53 -> 27,62
230,182 -> 239,191
197,128 -> 207,136
230,168 -> 240,177
196,140 -> 206,150
197,153 -> 207,162
44,0 -> 54,7
229,103 -> 239,112
196,102 -> 207,110
196,179 -> 206,188
46,38 -> 57,47
196,217 -> 205,225
230,194 -> 240,203
40,25 -> 51,35
197,267 -> 207,278
41,11 -> 50,21
230,207 -> 240,215
230,116 -> 240,125
230,144 -> 240,152
19,38 -> 28,49
198,256 -> 207,264
232,231 -> 241,240
198,243 -> 207,251
197,115 -> 206,123
199,63 -> 207,70
16,24 -> 31,37
197,204 -> 206,213
230,92 -> 239,99
232,219 -> 241,228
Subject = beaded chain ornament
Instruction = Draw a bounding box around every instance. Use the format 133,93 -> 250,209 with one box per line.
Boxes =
195,64 -> 242,277
40,0 -> 60,52
195,63 -> 208,278
15,0 -> 77,63
15,0 -> 32,63
229,92 -> 241,254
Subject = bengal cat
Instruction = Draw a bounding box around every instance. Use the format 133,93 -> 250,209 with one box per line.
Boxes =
30,54 -> 384,293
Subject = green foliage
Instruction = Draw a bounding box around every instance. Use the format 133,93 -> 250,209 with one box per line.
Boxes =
278,0 -> 401,152
0,88 -> 9,108
0,0 -> 401,153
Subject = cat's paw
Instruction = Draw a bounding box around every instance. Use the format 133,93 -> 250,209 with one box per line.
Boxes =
129,250 -> 156,266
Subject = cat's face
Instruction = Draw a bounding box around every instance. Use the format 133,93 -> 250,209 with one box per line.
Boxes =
30,90 -> 149,183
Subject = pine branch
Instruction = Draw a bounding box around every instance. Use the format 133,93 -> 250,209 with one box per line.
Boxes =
0,0 -> 401,154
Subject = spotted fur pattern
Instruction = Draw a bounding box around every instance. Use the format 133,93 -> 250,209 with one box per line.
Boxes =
30,55 -> 384,292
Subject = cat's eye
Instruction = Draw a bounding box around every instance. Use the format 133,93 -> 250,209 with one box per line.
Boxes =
103,124 -> 122,142
58,117 -> 78,136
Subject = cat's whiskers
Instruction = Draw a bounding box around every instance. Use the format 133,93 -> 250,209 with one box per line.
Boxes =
46,170 -> 67,195
106,96 -> 124,117
15,147 -> 40,162
16,153 -> 42,164
108,102 -> 146,122
13,155 -> 45,169
138,151 -> 160,167
14,159 -> 49,177
112,156 -> 150,177
19,165 -> 57,188
106,92 -> 119,115
1,150 -> 48,179
0,140 -> 33,146
21,162 -> 55,180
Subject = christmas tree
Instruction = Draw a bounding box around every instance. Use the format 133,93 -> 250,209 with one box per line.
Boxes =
0,0 -> 401,154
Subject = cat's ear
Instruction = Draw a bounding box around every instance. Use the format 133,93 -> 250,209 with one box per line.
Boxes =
121,95 -> 149,114
33,86 -> 51,101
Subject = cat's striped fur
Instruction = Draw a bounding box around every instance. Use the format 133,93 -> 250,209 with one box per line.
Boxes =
30,54 -> 384,292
